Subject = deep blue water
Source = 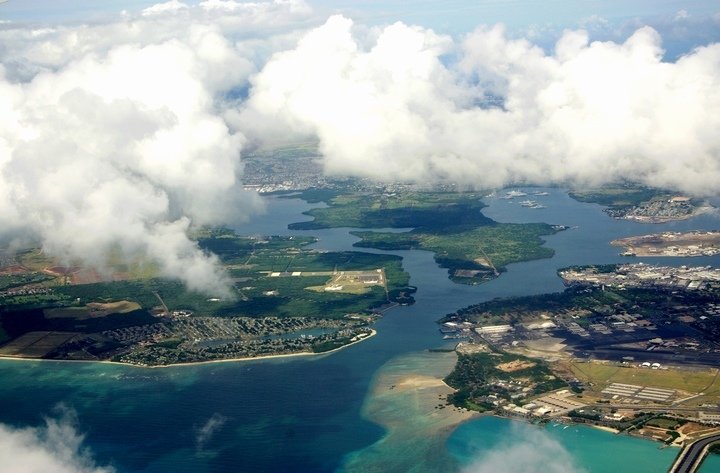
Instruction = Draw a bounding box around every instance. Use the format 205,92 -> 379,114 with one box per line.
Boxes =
0,188 -> 718,472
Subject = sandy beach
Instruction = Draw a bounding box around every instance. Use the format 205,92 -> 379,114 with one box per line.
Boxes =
342,350 -> 478,472
0,329 -> 377,369
591,425 -> 621,434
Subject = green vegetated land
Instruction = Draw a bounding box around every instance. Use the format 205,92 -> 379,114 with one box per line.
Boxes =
288,191 -> 494,230
196,228 -> 413,315
288,189 -> 561,284
352,223 -> 557,282
568,185 -> 705,222
0,273 -> 54,291
2,231 -> 412,321
444,350 -> 566,411
441,283 -> 627,326
243,142 -> 318,162
441,273 -> 720,328
0,229 -> 414,364
568,186 -> 668,208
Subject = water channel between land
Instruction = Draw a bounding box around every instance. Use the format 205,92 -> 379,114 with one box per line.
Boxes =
0,188 -> 718,472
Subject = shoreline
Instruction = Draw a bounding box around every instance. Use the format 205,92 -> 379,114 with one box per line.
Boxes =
0,329 -> 377,369
618,205 -> 714,224
342,350 -> 479,472
590,424 -> 621,434
474,412 -> 688,451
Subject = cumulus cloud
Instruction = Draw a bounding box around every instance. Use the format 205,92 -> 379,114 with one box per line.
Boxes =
200,0 -> 311,16
2,3 -> 720,294
0,1 -> 318,294
0,407 -> 113,473
463,423 -> 585,473
242,16 -> 720,195
0,26 -> 252,294
0,1 -> 312,83
142,0 -> 189,17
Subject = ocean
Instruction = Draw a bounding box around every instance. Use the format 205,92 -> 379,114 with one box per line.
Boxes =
1,188 -> 719,472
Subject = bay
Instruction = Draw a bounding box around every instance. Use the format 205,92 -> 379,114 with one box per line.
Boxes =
0,188 -> 718,472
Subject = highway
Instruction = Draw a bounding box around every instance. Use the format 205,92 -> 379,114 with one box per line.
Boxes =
669,433 -> 720,473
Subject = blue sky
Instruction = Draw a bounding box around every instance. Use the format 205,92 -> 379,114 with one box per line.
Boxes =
311,0 -> 719,56
2,0 -> 718,57
1,0 -> 717,28
312,0 -> 716,29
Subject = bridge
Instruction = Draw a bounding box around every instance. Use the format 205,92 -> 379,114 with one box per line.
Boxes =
668,433 -> 720,473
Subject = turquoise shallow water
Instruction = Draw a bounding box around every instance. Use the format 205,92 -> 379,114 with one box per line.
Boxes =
700,453 -> 720,472
447,416 -> 678,473
1,189 -> 719,472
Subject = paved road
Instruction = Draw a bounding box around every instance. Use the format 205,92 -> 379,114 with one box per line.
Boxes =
669,433 -> 720,473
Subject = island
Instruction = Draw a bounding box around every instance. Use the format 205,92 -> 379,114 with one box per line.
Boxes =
0,229 -> 415,366
569,186 -> 712,223
287,188 -> 566,284
611,231 -> 720,257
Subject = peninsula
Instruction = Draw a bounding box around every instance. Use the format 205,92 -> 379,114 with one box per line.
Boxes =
440,263 -> 720,451
0,229 -> 413,366
611,231 -> 720,257
569,187 -> 711,223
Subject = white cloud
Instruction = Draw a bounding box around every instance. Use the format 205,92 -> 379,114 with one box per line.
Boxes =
200,0 -> 311,16
195,413 -> 227,451
142,1 -> 189,17
0,3 -> 319,294
243,16 -> 720,195
2,5 -> 720,295
577,14 -> 610,34
0,35 -> 251,294
675,10 -> 690,21
463,423 -> 585,473
0,407 -> 113,473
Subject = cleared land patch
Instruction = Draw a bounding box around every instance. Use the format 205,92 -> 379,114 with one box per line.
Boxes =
567,361 -> 718,401
611,231 -> 720,257
496,360 -> 537,372
44,300 -> 141,319
304,269 -> 386,295
0,331 -> 80,358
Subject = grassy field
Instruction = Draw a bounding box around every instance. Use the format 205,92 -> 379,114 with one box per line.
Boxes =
44,301 -> 141,319
51,263 -> 401,320
12,247 -> 160,283
645,417 -> 683,429
568,361 -> 719,394
199,230 -> 410,294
